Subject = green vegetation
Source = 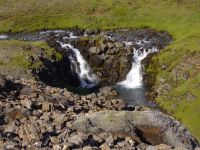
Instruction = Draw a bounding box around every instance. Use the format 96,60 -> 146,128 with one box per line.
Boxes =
0,0 -> 200,141
148,39 -> 200,140
0,40 -> 62,78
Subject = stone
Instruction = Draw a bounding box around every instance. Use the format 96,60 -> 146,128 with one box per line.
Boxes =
68,132 -> 88,146
88,47 -> 100,54
89,55 -> 104,67
101,143 -> 110,150
156,144 -> 172,150
174,145 -> 189,150
107,42 -> 114,49
105,134 -> 114,145
93,134 -> 104,144
53,145 -> 62,150
114,42 -> 124,48
20,87 -> 33,95
146,145 -> 157,150
4,108 -> 28,122
117,141 -> 125,147
4,122 -> 17,133
62,144 -> 69,150
17,121 -> 41,146
42,102 -> 52,112
83,146 -> 93,150
73,111 -> 198,149
29,93 -> 38,98
21,98 -> 32,109
161,64 -> 167,70
50,136 -> 60,144
125,137 -> 136,147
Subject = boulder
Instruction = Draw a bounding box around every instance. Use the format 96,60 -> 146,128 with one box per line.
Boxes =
88,47 -> 100,54
73,110 -> 199,149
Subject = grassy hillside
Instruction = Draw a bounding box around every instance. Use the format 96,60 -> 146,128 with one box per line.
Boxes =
0,0 -> 200,141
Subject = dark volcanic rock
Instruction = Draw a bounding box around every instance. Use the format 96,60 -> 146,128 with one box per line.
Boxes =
0,77 -> 199,149
72,29 -> 171,86
75,35 -> 133,86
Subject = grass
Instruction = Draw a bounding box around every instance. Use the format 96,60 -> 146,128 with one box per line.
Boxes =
0,0 -> 200,141
0,40 -> 62,78
147,35 -> 200,140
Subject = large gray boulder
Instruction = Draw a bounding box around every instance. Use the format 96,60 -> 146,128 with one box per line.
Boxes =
73,110 -> 199,149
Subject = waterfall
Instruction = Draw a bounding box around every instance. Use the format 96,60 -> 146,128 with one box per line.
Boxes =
57,33 -> 99,88
0,35 -> 8,40
118,41 -> 158,89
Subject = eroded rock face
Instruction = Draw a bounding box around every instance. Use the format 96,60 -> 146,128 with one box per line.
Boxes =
74,35 -> 132,86
73,110 -> 199,149
43,29 -> 171,87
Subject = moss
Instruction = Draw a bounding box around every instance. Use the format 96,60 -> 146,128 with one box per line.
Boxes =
145,39 -> 200,141
0,40 -> 64,79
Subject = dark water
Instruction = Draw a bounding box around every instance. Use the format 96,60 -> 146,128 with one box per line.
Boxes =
114,85 -> 158,108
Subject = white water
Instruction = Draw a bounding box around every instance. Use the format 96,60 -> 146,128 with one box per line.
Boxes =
0,35 -> 8,40
118,41 -> 158,89
57,33 -> 99,88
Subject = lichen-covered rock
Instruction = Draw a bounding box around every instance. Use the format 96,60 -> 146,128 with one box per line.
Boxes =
73,110 -> 199,149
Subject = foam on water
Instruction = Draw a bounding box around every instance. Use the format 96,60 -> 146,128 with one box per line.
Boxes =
0,35 -> 8,40
58,33 -> 99,88
118,41 -> 158,89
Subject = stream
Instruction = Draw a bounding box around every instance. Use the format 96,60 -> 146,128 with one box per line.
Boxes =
0,30 -> 165,108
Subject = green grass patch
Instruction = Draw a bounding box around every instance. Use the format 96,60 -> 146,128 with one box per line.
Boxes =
1,0 -> 200,142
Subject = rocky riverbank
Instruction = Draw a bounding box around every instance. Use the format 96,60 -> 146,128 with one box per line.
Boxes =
0,29 -> 171,89
0,74 -> 199,150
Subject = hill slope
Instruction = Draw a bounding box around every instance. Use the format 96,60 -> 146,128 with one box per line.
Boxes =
0,0 -> 200,141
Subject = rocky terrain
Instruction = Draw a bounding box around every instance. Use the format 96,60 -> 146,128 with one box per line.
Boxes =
0,74 -> 199,150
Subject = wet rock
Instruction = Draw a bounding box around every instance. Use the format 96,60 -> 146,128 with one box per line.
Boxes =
114,42 -> 124,48
88,47 -> 100,54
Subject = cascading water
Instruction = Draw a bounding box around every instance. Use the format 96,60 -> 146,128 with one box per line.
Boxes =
0,30 -> 165,107
115,39 -> 159,107
118,46 -> 158,88
57,33 -> 99,88
0,35 -> 8,40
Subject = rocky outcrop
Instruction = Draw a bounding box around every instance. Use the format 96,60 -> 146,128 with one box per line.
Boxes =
73,110 -> 198,149
0,74 -> 199,149
0,29 -> 171,89
73,29 -> 171,86
74,35 -> 132,86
